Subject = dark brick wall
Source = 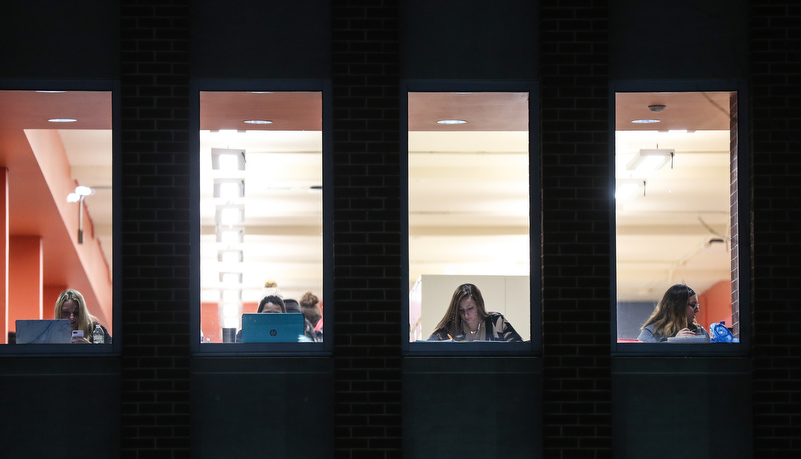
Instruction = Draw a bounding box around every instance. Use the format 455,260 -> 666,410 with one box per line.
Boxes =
120,1 -> 191,457
332,2 -> 403,458
540,2 -> 613,457
2,1 -> 800,458
750,1 -> 801,456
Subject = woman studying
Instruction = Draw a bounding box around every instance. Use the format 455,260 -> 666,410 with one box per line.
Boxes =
637,284 -> 710,342
428,283 -> 522,342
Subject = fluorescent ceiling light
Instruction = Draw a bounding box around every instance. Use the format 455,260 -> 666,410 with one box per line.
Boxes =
437,119 -> 467,125
219,272 -> 243,286
631,119 -> 660,124
216,205 -> 244,226
244,119 -> 272,125
214,179 -> 245,200
218,250 -> 244,264
615,180 -> 642,200
217,227 -> 244,245
211,148 -> 246,171
221,289 -> 241,302
48,118 -> 77,123
626,149 -> 673,171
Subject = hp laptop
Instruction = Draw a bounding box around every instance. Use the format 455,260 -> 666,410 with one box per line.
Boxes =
15,319 -> 72,344
240,313 -> 304,343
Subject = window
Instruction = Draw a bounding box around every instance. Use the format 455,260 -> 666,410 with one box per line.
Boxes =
0,88 -> 115,352
404,86 -> 537,353
195,88 -> 328,351
614,88 -> 748,352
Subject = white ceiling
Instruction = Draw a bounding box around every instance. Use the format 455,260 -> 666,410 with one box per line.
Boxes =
57,90 -> 735,307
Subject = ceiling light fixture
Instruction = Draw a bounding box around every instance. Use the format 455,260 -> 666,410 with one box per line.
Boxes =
217,227 -> 245,245
615,180 -> 644,200
216,205 -> 245,226
211,148 -> 246,171
66,186 -> 96,244
626,149 -> 674,171
214,179 -> 245,200
631,119 -> 660,124
48,118 -> 77,123
437,119 -> 467,125
244,119 -> 272,125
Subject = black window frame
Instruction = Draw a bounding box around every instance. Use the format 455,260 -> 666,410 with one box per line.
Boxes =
401,80 -> 541,356
189,79 -> 333,356
609,79 -> 750,357
0,78 -> 121,357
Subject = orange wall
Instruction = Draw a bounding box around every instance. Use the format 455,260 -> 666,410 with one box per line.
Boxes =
1,169 -> 6,343
699,280 -> 732,329
8,236 -> 43,330
201,301 -> 258,343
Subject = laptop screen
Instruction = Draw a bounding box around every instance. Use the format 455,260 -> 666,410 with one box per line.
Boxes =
240,313 -> 305,343
15,319 -> 72,344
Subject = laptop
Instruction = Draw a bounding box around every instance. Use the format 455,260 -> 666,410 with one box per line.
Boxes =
15,319 -> 72,344
240,313 -> 304,343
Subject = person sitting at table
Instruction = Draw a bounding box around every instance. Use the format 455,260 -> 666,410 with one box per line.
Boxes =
55,288 -> 111,344
637,283 -> 711,342
285,298 -> 318,342
235,295 -> 286,342
428,283 -> 522,342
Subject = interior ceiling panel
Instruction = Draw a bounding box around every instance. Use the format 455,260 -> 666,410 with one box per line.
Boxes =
2,89 -> 735,307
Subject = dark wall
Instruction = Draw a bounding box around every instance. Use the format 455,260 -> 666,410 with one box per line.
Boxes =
609,0 -> 749,80
0,0 -> 119,79
0,359 -> 120,457
400,0 -> 538,80
0,1 -> 800,458
190,0 -> 330,79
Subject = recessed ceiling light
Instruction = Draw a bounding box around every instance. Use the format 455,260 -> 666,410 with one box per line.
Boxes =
48,118 -> 77,123
36,90 -> 65,94
631,119 -> 660,124
437,119 -> 467,125
244,120 -> 272,125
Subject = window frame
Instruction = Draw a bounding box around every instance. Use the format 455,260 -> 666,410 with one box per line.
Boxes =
0,79 -> 121,357
189,79 -> 333,356
401,80 -> 541,356
609,80 -> 750,356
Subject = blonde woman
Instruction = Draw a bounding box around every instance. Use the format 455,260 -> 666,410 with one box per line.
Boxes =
54,289 -> 111,344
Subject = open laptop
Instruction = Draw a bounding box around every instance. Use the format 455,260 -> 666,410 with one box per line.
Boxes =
15,319 -> 72,344
240,313 -> 304,343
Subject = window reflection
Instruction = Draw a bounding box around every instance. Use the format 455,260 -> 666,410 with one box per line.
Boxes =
199,91 -> 324,343
0,90 -> 113,345
407,92 -> 531,343
615,91 -> 740,343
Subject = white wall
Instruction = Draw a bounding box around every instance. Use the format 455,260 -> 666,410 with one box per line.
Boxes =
411,274 -> 530,341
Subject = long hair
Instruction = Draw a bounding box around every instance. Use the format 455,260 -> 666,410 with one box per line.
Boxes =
258,295 -> 286,313
54,289 -> 94,336
641,284 -> 697,339
433,283 -> 489,337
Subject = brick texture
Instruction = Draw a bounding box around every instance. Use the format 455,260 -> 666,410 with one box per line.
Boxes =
120,1 -> 191,457
750,1 -> 801,456
332,2 -> 403,458
540,2 -> 613,458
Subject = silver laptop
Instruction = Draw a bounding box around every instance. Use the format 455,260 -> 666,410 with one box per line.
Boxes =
241,313 -> 304,343
15,319 -> 72,344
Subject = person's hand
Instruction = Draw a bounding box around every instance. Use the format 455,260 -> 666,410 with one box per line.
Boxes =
675,328 -> 696,338
71,336 -> 90,344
